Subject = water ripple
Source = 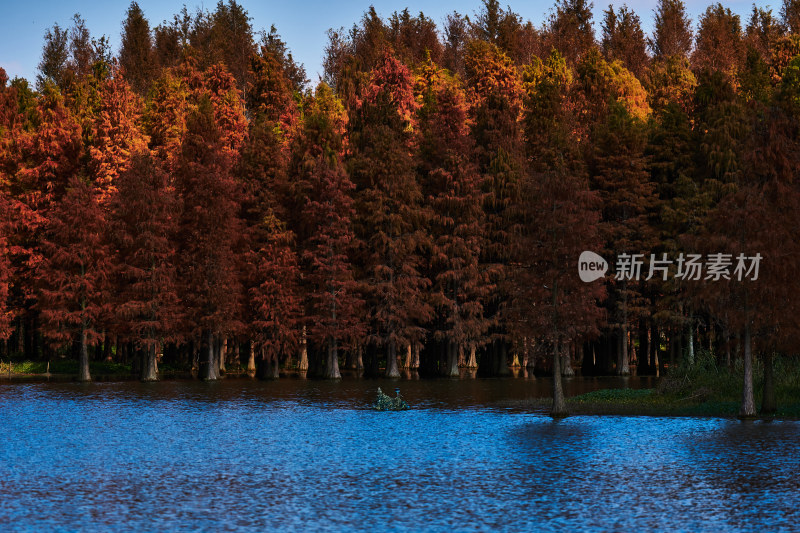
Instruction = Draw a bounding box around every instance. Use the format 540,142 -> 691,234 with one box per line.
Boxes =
0,381 -> 797,532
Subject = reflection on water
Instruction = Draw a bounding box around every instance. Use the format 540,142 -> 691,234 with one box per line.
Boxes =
0,379 -> 797,532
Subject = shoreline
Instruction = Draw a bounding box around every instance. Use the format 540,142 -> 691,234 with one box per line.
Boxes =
512,389 -> 800,420
3,370 -> 799,420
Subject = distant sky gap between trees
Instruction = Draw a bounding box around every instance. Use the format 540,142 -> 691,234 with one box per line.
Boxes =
0,0 -> 771,84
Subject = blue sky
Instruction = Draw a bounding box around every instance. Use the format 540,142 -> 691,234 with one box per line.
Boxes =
0,0 -> 763,85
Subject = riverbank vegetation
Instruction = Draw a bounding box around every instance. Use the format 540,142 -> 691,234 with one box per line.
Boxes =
514,353 -> 800,417
1,0 -> 800,418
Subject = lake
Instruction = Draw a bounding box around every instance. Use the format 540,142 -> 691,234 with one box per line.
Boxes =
1,376 -> 798,532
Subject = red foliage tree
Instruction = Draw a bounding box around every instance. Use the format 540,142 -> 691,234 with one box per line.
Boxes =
591,104 -> 656,375
292,83 -> 364,378
692,4 -> 745,78
203,64 -> 248,155
349,51 -> 433,377
699,104 -> 800,416
237,48 -> 298,374
0,68 -> 19,132
38,176 -> 111,381
175,97 -> 243,380
0,69 -> 17,342
416,61 -> 489,376
249,214 -> 301,378
465,40 -> 524,375
246,45 -> 298,135
519,169 -> 605,416
6,89 -> 82,358
110,152 -> 181,381
521,47 -> 606,415
88,73 -> 147,202
0,204 -> 11,342
144,69 -> 190,169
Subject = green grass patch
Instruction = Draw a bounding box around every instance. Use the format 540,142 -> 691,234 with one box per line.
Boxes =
553,351 -> 800,417
0,359 -> 132,375
571,388 -> 654,403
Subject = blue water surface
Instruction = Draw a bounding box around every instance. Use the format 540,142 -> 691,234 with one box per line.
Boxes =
0,379 -> 798,532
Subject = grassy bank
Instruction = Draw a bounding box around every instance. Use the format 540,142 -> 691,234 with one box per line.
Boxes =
0,359 -> 200,380
523,352 -> 800,418
0,359 -> 131,376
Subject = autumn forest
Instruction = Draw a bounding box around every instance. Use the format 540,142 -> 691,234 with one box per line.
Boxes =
2,0 -> 800,419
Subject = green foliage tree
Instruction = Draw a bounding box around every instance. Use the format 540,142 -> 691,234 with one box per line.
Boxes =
119,1 -> 156,95
601,5 -> 649,79
650,0 -> 693,59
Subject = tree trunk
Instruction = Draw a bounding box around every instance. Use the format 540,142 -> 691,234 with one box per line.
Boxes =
617,324 -> 630,375
16,316 -> 23,356
445,341 -> 459,377
669,331 -> 676,368
687,321 -> 695,366
551,338 -> 567,418
246,341 -> 256,373
521,337 -> 528,368
283,343 -> 294,370
102,334 -> 112,362
201,330 -> 219,381
466,344 -> 477,369
707,324 -> 714,353
214,336 -> 222,376
141,344 -> 158,382
257,347 -> 281,380
385,340 -> 400,378
324,339 -> 341,379
345,346 -> 357,369
527,340 -> 537,369
272,353 -> 281,379
410,344 -> 419,369
218,337 -> 227,374
78,327 -> 91,382
130,345 -> 141,377
562,342 -> 574,377
725,327 -> 731,368
191,340 -> 199,374
739,323 -> 756,418
255,347 -> 269,380
635,321 -> 646,374
761,350 -> 776,415
357,345 -> 365,371
403,344 -> 412,369
649,325 -> 658,374
298,326 -> 309,371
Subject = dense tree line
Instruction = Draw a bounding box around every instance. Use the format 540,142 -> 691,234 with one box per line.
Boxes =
2,0 -> 800,417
